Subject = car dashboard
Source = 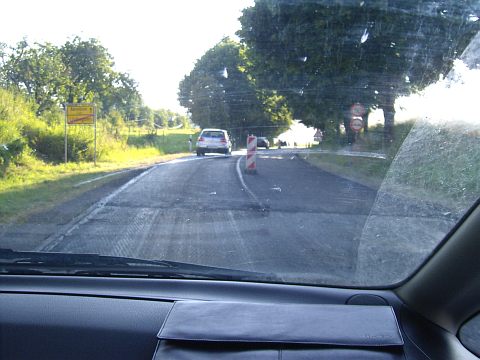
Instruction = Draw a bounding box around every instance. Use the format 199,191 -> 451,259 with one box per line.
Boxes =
0,275 -> 475,359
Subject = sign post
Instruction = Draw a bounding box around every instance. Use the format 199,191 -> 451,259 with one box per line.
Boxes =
64,107 -> 68,163
65,103 -> 96,165
94,113 -> 97,166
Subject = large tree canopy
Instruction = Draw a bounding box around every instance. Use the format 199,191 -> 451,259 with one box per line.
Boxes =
0,37 -> 143,120
178,38 -> 292,139
238,0 -> 480,141
0,40 -> 69,115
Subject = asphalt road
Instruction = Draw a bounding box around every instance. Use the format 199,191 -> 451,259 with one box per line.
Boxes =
30,151 -> 378,285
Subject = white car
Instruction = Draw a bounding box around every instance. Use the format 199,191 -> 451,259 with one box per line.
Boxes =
196,129 -> 232,156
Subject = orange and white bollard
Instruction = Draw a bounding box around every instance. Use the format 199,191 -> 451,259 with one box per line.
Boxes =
246,135 -> 257,174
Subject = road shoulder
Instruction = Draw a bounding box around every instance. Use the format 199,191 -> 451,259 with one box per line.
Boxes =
0,167 -> 150,251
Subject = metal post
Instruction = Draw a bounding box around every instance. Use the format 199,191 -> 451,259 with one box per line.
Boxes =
94,104 -> 97,166
64,104 -> 68,163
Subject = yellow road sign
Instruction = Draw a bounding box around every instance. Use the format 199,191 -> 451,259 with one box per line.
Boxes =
66,104 -> 95,125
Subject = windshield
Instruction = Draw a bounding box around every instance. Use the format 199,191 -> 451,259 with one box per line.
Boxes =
0,0 -> 479,287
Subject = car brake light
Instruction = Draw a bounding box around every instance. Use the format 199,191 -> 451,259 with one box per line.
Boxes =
198,137 -> 204,141
220,138 -> 226,143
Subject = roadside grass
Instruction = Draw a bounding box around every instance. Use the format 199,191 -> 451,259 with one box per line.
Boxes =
126,128 -> 199,155
0,163 -> 119,223
382,122 -> 480,211
303,122 -> 414,189
302,120 -> 480,209
0,152 -> 190,223
0,129 -> 198,222
304,154 -> 389,189
0,88 -> 199,222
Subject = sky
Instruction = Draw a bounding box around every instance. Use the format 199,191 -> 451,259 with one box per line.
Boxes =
0,0 -> 254,113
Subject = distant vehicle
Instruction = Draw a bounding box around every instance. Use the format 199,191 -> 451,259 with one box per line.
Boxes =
256,137 -> 270,149
196,129 -> 232,156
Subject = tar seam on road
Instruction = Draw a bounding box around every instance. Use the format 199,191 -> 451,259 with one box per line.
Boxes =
235,156 -> 266,211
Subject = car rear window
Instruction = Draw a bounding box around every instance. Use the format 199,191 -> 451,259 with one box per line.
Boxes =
202,131 -> 225,138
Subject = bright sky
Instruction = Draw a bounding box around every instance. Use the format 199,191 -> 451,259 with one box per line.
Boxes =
1,0 -> 253,113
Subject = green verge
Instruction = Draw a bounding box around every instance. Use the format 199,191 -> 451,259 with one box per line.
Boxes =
301,122 -> 414,189
302,154 -> 388,190
301,121 -> 480,210
0,128 -> 197,222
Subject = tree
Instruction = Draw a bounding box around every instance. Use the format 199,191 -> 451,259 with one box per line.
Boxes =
0,40 -> 69,115
178,114 -> 191,128
59,37 -> 116,110
153,109 -> 169,128
139,105 -> 154,128
104,72 -> 142,120
0,37 -> 145,120
238,0 -> 480,142
178,38 -> 292,140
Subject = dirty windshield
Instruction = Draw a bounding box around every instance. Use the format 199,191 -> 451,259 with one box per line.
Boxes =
0,0 -> 479,286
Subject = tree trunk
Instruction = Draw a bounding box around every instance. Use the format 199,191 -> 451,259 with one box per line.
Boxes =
343,116 -> 355,145
363,114 -> 368,134
383,93 -> 395,144
335,120 -> 341,144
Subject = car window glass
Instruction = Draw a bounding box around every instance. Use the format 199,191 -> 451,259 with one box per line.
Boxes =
0,0 -> 479,287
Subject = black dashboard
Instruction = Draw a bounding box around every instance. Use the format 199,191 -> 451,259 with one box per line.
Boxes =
0,275 -> 476,359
